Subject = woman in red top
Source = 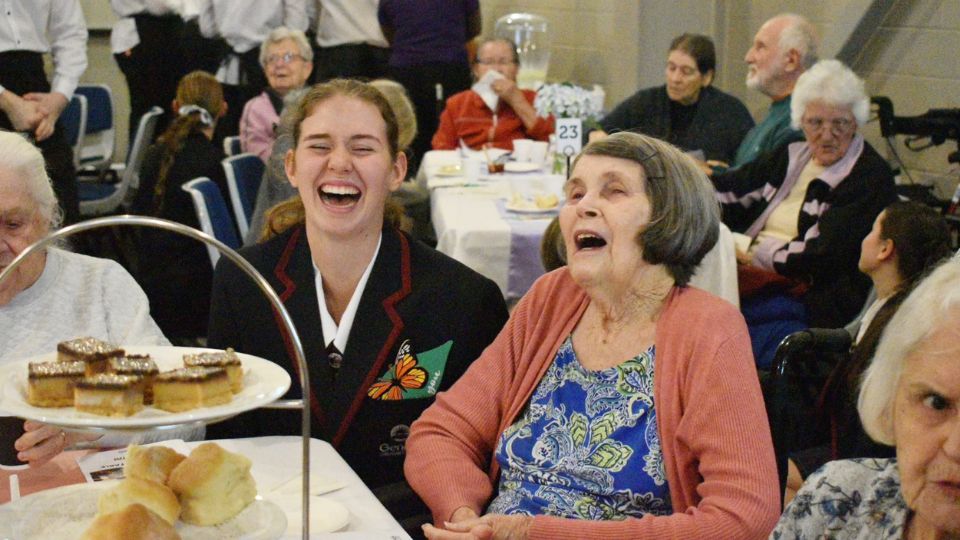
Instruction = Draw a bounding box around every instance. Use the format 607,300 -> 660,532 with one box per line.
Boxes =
431,38 -> 553,151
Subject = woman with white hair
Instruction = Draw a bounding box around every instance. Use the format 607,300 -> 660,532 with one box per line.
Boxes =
0,130 -> 173,465
239,26 -> 314,162
712,59 -> 897,368
772,257 -> 960,538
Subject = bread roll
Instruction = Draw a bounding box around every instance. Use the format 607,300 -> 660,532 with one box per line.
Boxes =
168,442 -> 257,526
81,503 -> 181,540
124,445 -> 186,485
98,477 -> 180,525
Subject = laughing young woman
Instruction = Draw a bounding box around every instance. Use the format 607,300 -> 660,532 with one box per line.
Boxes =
205,79 -> 507,523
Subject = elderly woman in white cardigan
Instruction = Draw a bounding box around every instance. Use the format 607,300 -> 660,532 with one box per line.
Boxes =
0,131 -> 192,465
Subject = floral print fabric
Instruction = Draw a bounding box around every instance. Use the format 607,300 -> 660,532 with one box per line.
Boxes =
772,458 -> 907,539
487,336 -> 670,519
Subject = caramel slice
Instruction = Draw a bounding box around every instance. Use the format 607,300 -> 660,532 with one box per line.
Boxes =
183,349 -> 243,394
153,367 -> 231,413
109,355 -> 159,404
58,337 -> 124,376
27,360 -> 86,407
75,374 -> 145,417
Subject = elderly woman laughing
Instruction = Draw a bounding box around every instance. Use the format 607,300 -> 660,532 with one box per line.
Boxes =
772,258 -> 960,538
404,132 -> 780,539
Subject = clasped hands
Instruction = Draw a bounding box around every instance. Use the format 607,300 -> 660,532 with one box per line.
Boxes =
1,91 -> 68,142
422,506 -> 532,540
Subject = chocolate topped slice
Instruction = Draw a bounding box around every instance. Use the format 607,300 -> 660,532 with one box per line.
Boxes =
29,360 -> 86,378
157,366 -> 227,382
183,349 -> 243,394
109,355 -> 159,375
27,360 -> 86,407
57,337 -> 124,376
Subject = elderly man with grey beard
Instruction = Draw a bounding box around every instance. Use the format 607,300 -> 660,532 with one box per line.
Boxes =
705,13 -> 820,175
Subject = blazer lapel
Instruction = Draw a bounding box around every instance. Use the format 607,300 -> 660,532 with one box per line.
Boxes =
326,228 -> 413,448
270,227 -> 335,435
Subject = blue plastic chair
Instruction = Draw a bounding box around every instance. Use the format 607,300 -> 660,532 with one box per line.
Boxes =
79,106 -> 163,216
181,177 -> 241,268
222,153 -> 265,239
57,94 -> 86,168
223,135 -> 243,156
74,84 -> 115,172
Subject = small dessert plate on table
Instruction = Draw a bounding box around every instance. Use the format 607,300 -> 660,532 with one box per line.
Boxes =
0,346 -> 291,430
6,481 -> 287,539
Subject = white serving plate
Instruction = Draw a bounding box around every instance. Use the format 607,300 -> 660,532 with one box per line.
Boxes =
0,346 -> 291,430
4,480 -> 287,539
505,202 -> 561,214
503,162 -> 542,173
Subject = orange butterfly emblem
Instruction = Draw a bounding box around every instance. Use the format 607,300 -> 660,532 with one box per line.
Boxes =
368,341 -> 429,400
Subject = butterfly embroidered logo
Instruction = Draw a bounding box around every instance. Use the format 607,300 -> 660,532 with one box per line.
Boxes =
367,340 -> 428,400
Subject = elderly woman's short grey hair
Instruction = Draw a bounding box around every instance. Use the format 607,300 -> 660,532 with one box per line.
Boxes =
259,26 -> 314,68
369,79 -> 417,152
573,132 -> 720,286
858,258 -> 960,445
0,131 -> 62,231
791,59 -> 869,129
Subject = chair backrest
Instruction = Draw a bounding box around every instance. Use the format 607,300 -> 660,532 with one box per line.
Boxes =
58,94 -> 87,168
74,84 -> 115,171
121,106 -> 164,206
222,153 -> 265,239
764,327 -> 853,508
181,177 -> 241,268
223,136 -> 243,156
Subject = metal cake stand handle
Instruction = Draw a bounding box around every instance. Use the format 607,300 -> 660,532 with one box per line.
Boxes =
0,215 -> 313,538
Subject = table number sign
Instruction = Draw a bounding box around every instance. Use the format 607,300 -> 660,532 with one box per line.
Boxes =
555,117 -> 583,158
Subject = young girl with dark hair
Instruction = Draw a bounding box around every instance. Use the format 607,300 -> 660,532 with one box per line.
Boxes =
132,70 -> 230,341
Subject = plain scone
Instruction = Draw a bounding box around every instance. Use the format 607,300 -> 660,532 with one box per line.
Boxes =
81,503 -> 181,540
124,445 -> 186,485
98,477 -> 181,525
167,442 -> 257,526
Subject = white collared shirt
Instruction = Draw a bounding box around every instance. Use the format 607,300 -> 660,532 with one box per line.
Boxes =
0,0 -> 88,99
313,233 -> 382,357
197,0 -> 307,53
315,0 -> 387,48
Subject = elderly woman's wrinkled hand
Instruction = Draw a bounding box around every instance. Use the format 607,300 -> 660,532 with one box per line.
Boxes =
13,420 -> 98,467
490,78 -> 524,108
424,513 -> 532,540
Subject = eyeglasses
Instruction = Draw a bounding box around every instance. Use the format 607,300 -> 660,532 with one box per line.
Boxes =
802,117 -> 855,135
475,58 -> 516,67
265,52 -> 304,66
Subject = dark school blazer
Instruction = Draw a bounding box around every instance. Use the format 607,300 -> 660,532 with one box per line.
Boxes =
206,224 -> 508,490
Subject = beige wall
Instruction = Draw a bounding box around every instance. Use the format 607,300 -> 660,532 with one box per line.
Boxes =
82,1 -> 959,191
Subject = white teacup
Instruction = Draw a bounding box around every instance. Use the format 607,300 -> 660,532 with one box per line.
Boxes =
512,138 -> 534,162
529,141 -> 549,165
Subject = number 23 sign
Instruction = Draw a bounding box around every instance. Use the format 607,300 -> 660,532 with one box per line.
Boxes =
555,118 -> 582,158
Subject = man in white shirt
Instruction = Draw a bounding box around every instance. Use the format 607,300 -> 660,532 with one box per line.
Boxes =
110,0 -> 187,142
311,0 -> 389,82
197,0 -> 307,139
0,0 -> 87,224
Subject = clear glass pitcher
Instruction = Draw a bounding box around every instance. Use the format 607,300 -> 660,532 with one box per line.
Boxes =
494,13 -> 550,89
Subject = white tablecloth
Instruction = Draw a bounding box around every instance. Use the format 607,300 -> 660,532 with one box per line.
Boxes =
208,436 -> 410,539
421,150 -> 739,306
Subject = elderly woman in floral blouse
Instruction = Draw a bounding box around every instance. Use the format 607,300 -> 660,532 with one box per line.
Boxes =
405,132 -> 779,539
772,258 -> 960,539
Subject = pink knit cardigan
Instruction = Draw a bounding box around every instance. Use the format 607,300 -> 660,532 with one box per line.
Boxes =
404,268 -> 780,539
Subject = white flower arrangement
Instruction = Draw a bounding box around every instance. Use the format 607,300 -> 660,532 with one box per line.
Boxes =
534,83 -> 604,122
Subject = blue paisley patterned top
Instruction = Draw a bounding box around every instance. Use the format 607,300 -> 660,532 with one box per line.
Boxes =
487,336 -> 671,519
772,458 -> 908,539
